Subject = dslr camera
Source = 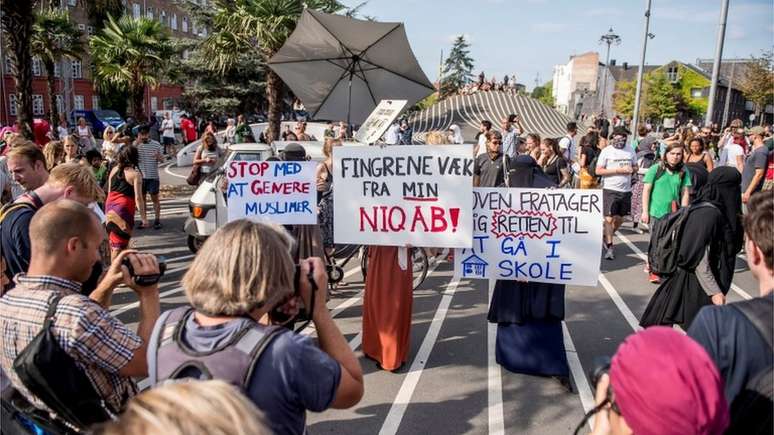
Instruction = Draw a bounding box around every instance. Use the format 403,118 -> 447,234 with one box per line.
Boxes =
122,255 -> 167,286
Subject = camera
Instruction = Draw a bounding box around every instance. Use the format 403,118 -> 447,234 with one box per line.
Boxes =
269,264 -> 318,327
122,255 -> 166,286
589,356 -> 611,388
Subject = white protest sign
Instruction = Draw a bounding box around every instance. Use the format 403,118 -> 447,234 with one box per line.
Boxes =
354,99 -> 407,144
333,145 -> 474,248
454,188 -> 603,286
226,160 -> 317,225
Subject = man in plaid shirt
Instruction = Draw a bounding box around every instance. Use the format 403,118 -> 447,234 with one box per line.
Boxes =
0,200 -> 160,418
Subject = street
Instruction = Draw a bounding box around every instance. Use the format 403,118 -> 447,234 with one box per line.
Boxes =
115,192 -> 758,435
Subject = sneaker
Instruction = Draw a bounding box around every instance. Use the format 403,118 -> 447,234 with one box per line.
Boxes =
649,273 -> 661,284
153,221 -> 163,230
604,246 -> 615,260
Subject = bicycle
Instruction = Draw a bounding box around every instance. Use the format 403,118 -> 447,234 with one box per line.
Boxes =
323,245 -> 430,291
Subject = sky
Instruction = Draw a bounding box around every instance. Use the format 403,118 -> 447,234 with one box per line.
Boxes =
341,0 -> 774,91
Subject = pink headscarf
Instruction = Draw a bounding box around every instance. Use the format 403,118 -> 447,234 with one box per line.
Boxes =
610,327 -> 729,435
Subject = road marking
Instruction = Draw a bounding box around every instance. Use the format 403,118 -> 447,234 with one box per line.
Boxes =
349,332 -> 362,350
164,164 -> 187,180
598,273 -> 643,332
379,274 -> 460,435
615,231 -> 753,300
487,279 -> 504,435
562,322 -> 595,432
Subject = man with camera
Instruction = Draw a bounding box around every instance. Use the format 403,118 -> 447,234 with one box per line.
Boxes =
148,220 -> 364,435
0,200 -> 161,427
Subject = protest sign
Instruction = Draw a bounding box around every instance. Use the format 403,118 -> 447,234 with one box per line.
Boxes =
354,100 -> 407,144
226,160 -> 317,225
454,188 -> 603,286
333,145 -> 473,248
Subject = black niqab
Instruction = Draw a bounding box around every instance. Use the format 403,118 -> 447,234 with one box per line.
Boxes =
694,166 -> 744,253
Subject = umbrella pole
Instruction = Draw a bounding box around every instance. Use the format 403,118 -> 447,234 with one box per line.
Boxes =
347,74 -> 353,138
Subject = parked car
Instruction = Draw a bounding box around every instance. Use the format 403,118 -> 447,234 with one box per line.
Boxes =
184,143 -> 275,252
69,109 -> 124,138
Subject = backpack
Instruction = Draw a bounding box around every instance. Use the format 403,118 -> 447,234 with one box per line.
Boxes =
586,147 -> 600,179
647,202 -> 716,276
149,307 -> 284,390
636,150 -> 657,171
13,293 -> 114,430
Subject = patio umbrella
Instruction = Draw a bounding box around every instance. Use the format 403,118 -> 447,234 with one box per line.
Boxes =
268,9 -> 435,126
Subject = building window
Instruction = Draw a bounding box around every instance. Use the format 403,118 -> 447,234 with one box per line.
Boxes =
32,95 -> 45,115
74,95 -> 85,110
32,57 -> 42,76
160,10 -> 166,25
691,88 -> 703,98
171,14 -> 177,30
9,94 -> 17,116
56,94 -> 64,113
146,7 -> 153,20
182,17 -> 188,33
87,25 -> 94,35
92,95 -> 100,110
132,3 -> 141,19
71,59 -> 82,79
191,21 -> 197,35
78,23 -> 85,31
68,0 -> 77,6
163,98 -> 174,110
666,66 -> 678,82
4,56 -> 13,74
150,96 -> 158,112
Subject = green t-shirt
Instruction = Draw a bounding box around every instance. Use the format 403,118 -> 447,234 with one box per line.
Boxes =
643,164 -> 692,219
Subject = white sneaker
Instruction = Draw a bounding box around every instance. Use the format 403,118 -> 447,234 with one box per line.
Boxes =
604,246 -> 615,260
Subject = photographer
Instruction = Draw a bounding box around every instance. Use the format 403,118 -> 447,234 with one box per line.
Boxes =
583,327 -> 729,435
148,220 -> 364,435
0,200 -> 161,426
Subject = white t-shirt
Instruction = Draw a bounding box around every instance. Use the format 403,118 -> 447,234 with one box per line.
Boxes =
476,133 -> 488,157
161,119 -> 175,138
57,125 -> 69,139
719,143 -> 744,170
559,135 -> 577,163
596,146 -> 637,192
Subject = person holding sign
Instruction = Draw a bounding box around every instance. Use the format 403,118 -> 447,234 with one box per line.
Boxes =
487,155 -> 571,387
282,144 -> 325,262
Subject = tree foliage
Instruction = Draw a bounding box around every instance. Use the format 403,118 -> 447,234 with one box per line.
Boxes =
440,35 -> 474,97
642,71 -> 685,121
531,80 -> 553,107
2,0 -> 36,137
31,8 -> 83,134
90,15 -> 175,120
739,50 -> 774,124
613,79 -> 636,118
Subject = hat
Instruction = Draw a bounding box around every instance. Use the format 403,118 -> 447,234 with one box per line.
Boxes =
282,143 -> 307,161
748,126 -> 765,136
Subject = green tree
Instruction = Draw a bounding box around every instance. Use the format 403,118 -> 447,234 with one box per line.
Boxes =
643,71 -> 685,121
440,35 -> 474,97
531,80 -> 554,107
1,0 -> 36,138
198,0 -> 343,143
613,79 -> 636,118
90,15 -> 175,121
84,0 -> 124,29
31,8 -> 83,137
739,50 -> 774,125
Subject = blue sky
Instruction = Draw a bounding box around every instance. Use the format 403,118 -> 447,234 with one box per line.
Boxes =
342,0 -> 774,90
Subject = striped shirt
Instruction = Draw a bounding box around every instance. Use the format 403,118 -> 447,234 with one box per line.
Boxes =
0,274 -> 141,413
137,140 -> 163,179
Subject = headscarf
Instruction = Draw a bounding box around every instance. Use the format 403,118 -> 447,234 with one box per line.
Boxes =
610,327 -> 729,435
448,124 -> 463,144
694,166 -> 743,253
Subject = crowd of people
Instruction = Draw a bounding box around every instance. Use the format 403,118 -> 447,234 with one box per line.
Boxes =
457,71 -> 522,95
0,107 -> 771,435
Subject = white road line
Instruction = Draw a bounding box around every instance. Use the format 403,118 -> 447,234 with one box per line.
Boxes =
379,275 -> 460,435
164,164 -> 187,180
487,280 -> 504,435
349,332 -> 362,350
562,322 -> 595,431
615,231 -> 753,300
598,273 -> 643,332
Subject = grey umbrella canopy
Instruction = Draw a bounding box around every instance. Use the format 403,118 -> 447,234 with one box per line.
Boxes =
268,9 -> 435,126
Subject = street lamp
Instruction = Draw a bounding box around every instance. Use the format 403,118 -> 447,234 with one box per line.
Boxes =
599,28 -> 622,116
631,0 -> 654,144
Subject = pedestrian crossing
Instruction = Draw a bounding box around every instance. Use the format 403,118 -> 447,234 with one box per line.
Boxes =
408,91 -> 575,143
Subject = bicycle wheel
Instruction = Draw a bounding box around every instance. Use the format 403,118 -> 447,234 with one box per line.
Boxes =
411,248 -> 429,290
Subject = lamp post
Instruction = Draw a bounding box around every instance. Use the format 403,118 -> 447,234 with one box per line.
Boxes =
599,28 -> 622,115
631,0 -> 655,144
705,0 -> 730,126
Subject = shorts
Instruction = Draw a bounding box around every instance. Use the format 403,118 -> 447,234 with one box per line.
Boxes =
603,189 -> 632,217
162,136 -> 175,146
142,178 -> 160,195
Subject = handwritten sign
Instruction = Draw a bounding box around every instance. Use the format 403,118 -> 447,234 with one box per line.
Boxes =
333,145 -> 474,248
226,160 -> 317,225
454,188 -> 603,286
354,100 -> 407,144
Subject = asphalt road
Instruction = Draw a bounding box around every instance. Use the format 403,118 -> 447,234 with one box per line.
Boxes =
113,193 -> 758,435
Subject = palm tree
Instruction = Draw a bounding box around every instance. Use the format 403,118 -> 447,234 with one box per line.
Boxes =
200,0 -> 343,143
90,15 -> 174,121
1,0 -> 36,138
31,8 -> 83,138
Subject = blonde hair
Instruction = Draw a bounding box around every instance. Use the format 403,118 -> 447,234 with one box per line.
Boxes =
43,141 -> 65,170
94,380 -> 272,435
49,162 -> 104,202
183,220 -> 295,316
425,131 -> 447,145
103,127 -> 115,142
322,138 -> 340,158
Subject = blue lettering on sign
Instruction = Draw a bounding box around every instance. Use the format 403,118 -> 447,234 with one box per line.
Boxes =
274,162 -> 302,176
546,240 -> 560,258
244,200 -> 312,215
501,236 -> 528,256
227,182 -> 247,198
496,260 -> 570,281
560,263 -> 573,280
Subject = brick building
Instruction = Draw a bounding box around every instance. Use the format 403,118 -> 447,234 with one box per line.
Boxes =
0,0 -> 201,126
